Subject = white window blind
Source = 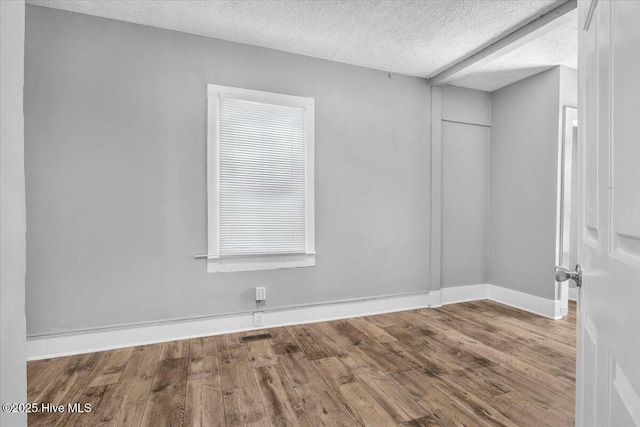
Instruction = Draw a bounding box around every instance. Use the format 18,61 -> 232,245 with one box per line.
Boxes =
218,96 -> 307,256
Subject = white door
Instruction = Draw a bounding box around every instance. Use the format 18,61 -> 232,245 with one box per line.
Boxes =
574,0 -> 640,425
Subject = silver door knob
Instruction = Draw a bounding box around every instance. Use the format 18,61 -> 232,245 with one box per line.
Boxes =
555,264 -> 582,287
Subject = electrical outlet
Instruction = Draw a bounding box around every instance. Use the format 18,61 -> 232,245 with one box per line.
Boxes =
256,286 -> 266,302
253,311 -> 264,326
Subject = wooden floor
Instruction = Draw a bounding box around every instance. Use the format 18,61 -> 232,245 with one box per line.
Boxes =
27,300 -> 576,426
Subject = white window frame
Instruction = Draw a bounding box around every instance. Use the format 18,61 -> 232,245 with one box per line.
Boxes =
206,84 -> 316,273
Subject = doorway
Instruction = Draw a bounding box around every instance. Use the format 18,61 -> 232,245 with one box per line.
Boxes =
557,106 -> 578,316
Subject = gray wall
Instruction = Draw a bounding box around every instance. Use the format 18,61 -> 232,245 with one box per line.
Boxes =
1,1 -> 28,425
489,67 -> 563,299
440,86 -> 491,287
442,85 -> 492,126
24,6 -> 431,335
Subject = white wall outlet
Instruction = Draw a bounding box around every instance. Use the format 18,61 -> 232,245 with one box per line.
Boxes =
253,311 -> 264,326
256,286 -> 266,302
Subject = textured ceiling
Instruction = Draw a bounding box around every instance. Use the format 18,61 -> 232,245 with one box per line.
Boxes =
27,0 -> 565,79
452,17 -> 577,92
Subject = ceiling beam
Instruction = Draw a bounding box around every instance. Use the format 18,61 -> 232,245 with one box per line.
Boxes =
428,0 -> 577,87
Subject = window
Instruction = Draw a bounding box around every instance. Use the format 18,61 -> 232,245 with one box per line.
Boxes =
206,84 -> 315,272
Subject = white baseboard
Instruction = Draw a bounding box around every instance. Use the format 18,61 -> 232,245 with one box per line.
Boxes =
441,284 -> 490,305
27,291 -> 431,360
27,283 -> 564,360
569,286 -> 578,301
440,283 -> 562,320
488,285 -> 563,320
427,289 -> 442,307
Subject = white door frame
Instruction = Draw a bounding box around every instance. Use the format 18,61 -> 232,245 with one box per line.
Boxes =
556,106 -> 578,314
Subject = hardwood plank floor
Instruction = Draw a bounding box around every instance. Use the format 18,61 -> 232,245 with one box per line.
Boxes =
27,300 -> 576,426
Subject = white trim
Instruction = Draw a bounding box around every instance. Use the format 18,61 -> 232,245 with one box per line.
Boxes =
559,281 -> 569,317
428,289 -> 442,307
27,291 -> 430,360
561,302 -> 569,318
207,85 -> 221,261
207,253 -> 316,273
488,285 -> 563,320
556,107 -> 578,311
440,283 -> 563,319
304,98 -> 316,255
430,86 -> 443,298
206,84 -> 316,273
441,284 -> 490,305
208,85 -> 312,109
569,286 -> 578,301
26,284 -> 566,360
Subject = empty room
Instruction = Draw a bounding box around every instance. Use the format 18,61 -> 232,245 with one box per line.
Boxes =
2,0 -> 639,426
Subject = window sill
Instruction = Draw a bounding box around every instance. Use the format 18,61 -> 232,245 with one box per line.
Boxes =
207,253 -> 316,273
